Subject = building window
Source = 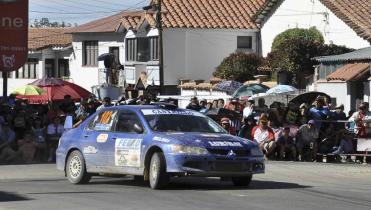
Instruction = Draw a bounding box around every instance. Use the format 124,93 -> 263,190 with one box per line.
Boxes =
45,59 -> 55,78
126,37 -> 158,62
109,47 -> 120,64
15,58 -> 38,79
137,37 -> 150,62
149,37 -> 158,61
83,41 -> 98,66
237,36 -> 252,49
126,38 -> 137,62
58,59 -> 70,78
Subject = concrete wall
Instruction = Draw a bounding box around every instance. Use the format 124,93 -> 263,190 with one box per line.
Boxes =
70,33 -> 125,92
163,28 -> 260,85
316,82 -> 350,113
261,0 -> 370,56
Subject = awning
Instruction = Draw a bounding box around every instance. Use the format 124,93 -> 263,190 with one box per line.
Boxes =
326,63 -> 370,81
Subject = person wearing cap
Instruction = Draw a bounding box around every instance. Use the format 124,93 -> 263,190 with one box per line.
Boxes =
349,102 -> 371,137
224,98 -> 243,113
186,97 -> 202,111
309,96 -> 331,130
251,114 -> 276,159
220,117 -> 236,135
276,127 -> 297,161
296,120 -> 319,161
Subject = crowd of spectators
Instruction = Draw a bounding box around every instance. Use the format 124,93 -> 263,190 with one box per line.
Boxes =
186,96 -> 371,162
1,92 -> 370,164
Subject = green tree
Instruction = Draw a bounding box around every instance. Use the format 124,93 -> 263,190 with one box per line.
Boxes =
266,27 -> 353,87
271,27 -> 324,51
213,52 -> 263,82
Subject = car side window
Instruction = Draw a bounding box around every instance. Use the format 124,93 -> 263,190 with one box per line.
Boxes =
115,111 -> 144,133
88,110 -> 117,131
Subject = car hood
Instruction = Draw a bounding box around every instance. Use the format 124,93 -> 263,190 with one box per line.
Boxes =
158,132 -> 256,149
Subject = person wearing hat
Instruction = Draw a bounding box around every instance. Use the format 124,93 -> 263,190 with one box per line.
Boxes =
296,120 -> 319,161
251,114 -> 276,159
220,117 -> 236,135
276,127 -> 297,161
332,104 -> 347,130
224,98 -> 243,113
349,102 -> 371,137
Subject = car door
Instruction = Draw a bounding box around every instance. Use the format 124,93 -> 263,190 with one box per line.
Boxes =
105,110 -> 146,173
81,109 -> 117,170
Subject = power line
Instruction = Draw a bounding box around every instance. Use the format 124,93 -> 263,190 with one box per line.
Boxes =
30,10 -> 123,15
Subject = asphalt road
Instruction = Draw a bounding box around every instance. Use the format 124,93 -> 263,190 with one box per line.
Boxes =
0,162 -> 370,210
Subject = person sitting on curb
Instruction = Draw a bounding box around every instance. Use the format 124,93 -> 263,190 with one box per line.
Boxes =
251,114 -> 276,159
276,127 -> 297,161
296,120 -> 319,161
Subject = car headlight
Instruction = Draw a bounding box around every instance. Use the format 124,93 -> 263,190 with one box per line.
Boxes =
250,146 -> 263,156
170,145 -> 208,155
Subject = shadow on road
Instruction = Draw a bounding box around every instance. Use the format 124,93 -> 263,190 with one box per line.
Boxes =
88,177 -> 311,191
0,191 -> 32,202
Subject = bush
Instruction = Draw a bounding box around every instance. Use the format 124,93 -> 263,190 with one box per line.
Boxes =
213,52 -> 263,83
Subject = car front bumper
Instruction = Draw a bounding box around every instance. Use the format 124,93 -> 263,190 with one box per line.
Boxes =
165,154 -> 265,176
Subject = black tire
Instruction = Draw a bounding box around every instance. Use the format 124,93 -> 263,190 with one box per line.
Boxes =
149,152 -> 169,189
232,175 -> 252,187
66,150 -> 91,184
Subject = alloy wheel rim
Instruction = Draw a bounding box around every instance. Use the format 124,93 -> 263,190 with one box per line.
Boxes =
69,156 -> 82,178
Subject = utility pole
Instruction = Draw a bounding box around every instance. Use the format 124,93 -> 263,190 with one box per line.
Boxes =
156,0 -> 164,94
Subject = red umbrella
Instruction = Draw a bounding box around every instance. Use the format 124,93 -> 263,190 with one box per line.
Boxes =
16,78 -> 91,104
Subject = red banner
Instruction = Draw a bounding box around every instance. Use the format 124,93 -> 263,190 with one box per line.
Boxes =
0,0 -> 28,72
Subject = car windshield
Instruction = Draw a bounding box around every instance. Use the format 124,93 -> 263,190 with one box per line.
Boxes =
144,113 -> 226,133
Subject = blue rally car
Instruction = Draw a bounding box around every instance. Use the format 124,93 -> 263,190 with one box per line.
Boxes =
57,103 -> 264,189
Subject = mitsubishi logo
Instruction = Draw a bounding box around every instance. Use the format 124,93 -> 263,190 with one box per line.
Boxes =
227,150 -> 236,156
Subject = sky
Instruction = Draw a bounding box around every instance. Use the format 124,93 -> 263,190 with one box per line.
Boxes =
29,0 -> 150,25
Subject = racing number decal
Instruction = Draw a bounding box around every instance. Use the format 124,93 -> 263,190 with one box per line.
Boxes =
100,111 -> 113,124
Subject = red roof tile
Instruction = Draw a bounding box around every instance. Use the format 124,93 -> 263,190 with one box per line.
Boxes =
28,28 -> 72,51
320,0 -> 371,42
68,0 -> 272,33
327,63 -> 370,81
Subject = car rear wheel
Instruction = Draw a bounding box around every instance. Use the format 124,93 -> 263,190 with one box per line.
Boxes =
231,175 -> 252,187
66,150 -> 91,184
149,152 -> 169,189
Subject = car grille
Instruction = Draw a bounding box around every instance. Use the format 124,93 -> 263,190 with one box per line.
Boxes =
183,161 -> 252,172
207,149 -> 249,157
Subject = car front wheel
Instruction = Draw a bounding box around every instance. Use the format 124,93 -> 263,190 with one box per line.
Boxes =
149,152 -> 169,189
66,150 -> 91,184
231,175 -> 252,187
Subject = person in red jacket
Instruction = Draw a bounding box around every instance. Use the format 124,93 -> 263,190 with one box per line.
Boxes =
251,114 -> 276,159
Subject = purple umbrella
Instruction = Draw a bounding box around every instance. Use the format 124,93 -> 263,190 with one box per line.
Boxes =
215,80 -> 242,94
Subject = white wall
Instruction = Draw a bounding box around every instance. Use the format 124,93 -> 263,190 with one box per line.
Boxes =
261,0 -> 370,56
316,82 -> 350,113
0,48 -> 72,94
70,33 -> 125,92
163,28 -> 259,85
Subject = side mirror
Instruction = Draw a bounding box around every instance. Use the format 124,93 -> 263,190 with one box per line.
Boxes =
133,123 -> 144,134
64,115 -> 73,130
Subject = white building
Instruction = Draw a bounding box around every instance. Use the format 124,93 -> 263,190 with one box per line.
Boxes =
258,0 -> 370,56
0,28 -> 72,94
67,0 -> 273,94
311,47 -> 371,113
